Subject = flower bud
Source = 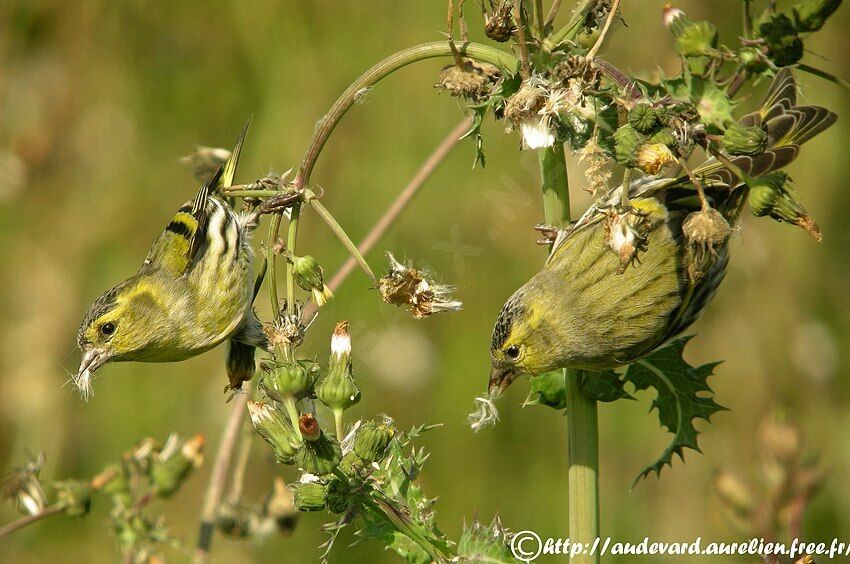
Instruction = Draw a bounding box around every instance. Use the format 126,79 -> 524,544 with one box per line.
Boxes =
262,360 -> 312,402
353,420 -> 395,464
748,173 -> 821,241
458,516 -> 512,561
316,321 -> 361,415
292,482 -> 327,512
636,143 -> 676,175
628,104 -> 660,134
295,433 -> 342,475
248,401 -> 300,464
102,463 -> 133,508
613,124 -> 646,168
55,480 -> 92,517
289,254 -> 333,306
791,0 -> 841,32
722,123 -> 768,156
524,371 -> 567,410
298,413 -> 322,442
756,13 -> 804,67
649,129 -> 678,148
325,478 -> 351,514
339,452 -> 366,477
151,434 -> 205,498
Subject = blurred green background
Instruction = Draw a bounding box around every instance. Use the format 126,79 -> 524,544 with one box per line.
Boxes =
1,1 -> 848,562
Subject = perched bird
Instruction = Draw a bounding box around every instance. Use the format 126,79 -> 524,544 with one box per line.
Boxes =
76,122 -> 266,399
489,70 -> 836,395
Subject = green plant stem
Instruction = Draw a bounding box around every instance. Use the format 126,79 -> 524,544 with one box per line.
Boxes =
221,188 -> 280,198
283,396 -> 303,442
270,41 -> 516,325
0,505 -> 64,539
285,205 -> 301,318
544,0 -> 602,50
306,194 -> 377,284
537,143 -> 599,563
267,216 -> 281,314
539,144 -> 571,227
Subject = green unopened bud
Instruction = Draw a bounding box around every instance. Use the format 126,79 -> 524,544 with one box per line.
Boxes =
151,434 -> 205,498
55,480 -> 92,517
295,433 -> 342,475
248,401 -> 300,464
756,13 -> 804,67
748,173 -> 822,241
792,0 -> 841,32
628,104 -> 660,134
317,321 -> 361,438
292,481 -> 327,512
649,129 -> 677,148
353,420 -> 395,464
722,123 -> 769,156
458,516 -> 512,562
262,360 -> 312,402
613,124 -> 646,168
326,478 -> 352,514
339,451 -> 366,477
524,371 -> 567,410
289,254 -> 333,306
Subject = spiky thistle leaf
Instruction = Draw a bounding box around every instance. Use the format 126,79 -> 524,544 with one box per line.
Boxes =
624,336 -> 726,487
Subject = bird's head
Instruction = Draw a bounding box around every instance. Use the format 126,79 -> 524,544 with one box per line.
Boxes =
76,279 -> 159,398
489,288 -> 552,396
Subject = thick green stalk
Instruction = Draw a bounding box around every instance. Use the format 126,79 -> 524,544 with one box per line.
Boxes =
537,143 -> 599,563
543,0 -> 601,50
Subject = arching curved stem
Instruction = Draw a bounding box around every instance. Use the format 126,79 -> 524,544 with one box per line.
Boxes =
276,42 -> 517,317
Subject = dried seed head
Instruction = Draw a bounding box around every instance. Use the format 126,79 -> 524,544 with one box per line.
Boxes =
577,136 -> 612,195
635,142 -> 676,175
436,60 -> 500,103
180,146 -> 231,184
483,1 -> 515,42
378,252 -> 462,318
605,209 -> 648,274
504,83 -> 546,123
682,207 -> 732,274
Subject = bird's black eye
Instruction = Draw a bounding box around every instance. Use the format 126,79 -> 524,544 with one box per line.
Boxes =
506,345 -> 520,359
100,322 -> 116,336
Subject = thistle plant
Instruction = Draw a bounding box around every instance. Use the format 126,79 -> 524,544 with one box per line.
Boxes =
3,1 -> 846,562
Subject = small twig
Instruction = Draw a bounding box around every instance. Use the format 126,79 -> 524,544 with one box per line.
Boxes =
306,195 -> 377,284
678,157 -> 710,210
544,0 -> 563,32
742,0 -> 753,39
447,0 -> 465,66
513,0 -> 532,78
0,505 -> 64,539
586,0 -> 620,60
194,387 -> 252,564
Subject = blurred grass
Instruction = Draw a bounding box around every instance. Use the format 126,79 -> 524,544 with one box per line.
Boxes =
1,1 -> 848,562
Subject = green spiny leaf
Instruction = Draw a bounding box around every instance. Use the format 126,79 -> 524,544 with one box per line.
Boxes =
624,336 -> 726,487
580,370 -> 634,403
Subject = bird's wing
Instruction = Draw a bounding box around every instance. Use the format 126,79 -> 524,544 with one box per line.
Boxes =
218,117 -> 251,191
140,120 -> 251,277
140,166 -> 223,277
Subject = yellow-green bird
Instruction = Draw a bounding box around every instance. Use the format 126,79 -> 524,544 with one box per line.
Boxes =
75,122 -> 265,399
489,69 -> 836,395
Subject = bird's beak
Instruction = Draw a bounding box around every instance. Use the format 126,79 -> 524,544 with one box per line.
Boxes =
75,347 -> 108,400
489,364 -> 518,397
